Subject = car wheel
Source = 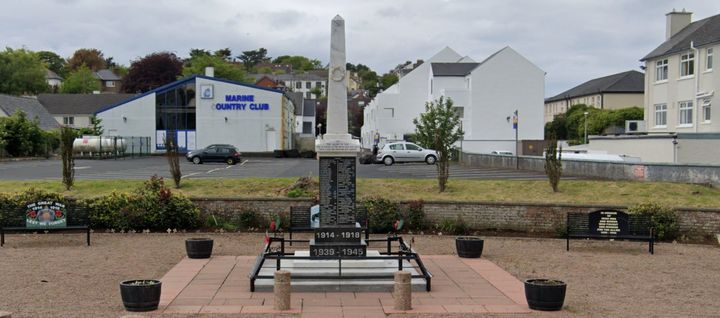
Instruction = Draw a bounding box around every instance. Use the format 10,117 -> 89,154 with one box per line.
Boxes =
226,158 -> 235,165
425,155 -> 437,165
192,156 -> 202,164
383,156 -> 394,166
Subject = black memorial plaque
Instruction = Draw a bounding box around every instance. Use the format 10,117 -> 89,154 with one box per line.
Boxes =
319,157 -> 356,227
589,210 -> 629,236
309,240 -> 367,258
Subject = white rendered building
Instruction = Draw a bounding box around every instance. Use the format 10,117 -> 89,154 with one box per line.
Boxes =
361,46 -> 545,154
95,73 -> 296,153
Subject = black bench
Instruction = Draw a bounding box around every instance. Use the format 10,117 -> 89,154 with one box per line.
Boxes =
286,206 -> 369,245
1,202 -> 91,246
567,209 -> 653,254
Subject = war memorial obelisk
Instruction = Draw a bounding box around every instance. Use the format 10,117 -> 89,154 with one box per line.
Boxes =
311,15 -> 365,258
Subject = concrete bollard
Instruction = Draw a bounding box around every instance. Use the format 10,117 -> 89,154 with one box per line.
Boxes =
274,270 -> 291,311
0,311 -> 11,318
393,271 -> 412,310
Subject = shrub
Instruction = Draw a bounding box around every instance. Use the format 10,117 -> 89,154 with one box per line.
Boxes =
232,209 -> 264,230
85,192 -> 135,229
629,202 -> 679,241
437,216 -> 470,235
0,188 -> 68,224
363,197 -> 399,233
400,200 -> 426,231
287,188 -> 307,198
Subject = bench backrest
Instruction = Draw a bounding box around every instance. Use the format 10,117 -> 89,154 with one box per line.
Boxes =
1,202 -> 89,228
568,209 -> 652,236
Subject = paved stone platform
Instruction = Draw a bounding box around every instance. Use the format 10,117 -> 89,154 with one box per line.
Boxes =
156,255 -> 531,316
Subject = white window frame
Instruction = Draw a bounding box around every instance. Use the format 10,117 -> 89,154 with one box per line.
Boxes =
105,80 -> 115,88
654,103 -> 667,127
678,101 -> 693,126
702,99 -> 711,123
680,52 -> 695,78
63,116 -> 74,125
706,48 -> 714,71
655,59 -> 668,82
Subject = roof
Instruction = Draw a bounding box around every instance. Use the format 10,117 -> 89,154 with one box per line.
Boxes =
250,72 -> 328,82
642,13 -> 720,61
0,94 -> 59,130
431,63 -> 480,76
545,70 -> 644,102
38,93 -> 137,115
302,99 -> 316,117
46,69 -> 63,80
93,69 -> 122,81
95,75 -> 284,114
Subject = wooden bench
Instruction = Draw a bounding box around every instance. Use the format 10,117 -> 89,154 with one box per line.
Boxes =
287,206 -> 369,245
1,201 -> 91,246
567,209 -> 654,254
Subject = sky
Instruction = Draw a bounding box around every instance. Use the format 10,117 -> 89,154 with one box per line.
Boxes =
2,0 -> 719,96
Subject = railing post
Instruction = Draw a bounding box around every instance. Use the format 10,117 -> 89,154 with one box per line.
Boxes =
273,270 -> 291,310
393,271 -> 412,310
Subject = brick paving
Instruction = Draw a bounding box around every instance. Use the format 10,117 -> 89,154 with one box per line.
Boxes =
155,255 -> 532,316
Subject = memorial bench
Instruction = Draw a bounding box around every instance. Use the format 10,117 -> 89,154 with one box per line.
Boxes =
566,209 -> 654,254
286,206 -> 369,245
1,202 -> 91,246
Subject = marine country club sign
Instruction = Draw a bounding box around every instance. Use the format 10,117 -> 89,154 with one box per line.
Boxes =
215,94 -> 270,111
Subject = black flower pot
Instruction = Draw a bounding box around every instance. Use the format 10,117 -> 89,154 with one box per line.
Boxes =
120,280 -> 161,312
455,236 -> 484,258
524,279 -> 566,311
185,238 -> 213,259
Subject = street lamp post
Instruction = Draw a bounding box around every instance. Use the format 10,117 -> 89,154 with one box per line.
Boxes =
583,111 -> 589,144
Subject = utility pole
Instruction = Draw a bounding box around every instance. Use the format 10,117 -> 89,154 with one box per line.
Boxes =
513,110 -> 519,170
583,111 -> 589,144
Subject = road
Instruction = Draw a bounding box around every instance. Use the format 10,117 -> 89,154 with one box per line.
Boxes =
0,157 -> 558,181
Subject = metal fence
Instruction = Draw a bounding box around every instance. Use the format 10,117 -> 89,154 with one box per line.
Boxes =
73,136 -> 152,159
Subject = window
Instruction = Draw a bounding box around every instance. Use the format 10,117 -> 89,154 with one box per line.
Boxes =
680,52 -> 695,77
316,81 -> 322,88
679,101 -> 693,125
295,82 -> 301,89
105,80 -> 115,88
707,48 -> 714,71
388,144 -> 404,150
703,99 -> 711,122
382,107 -> 394,118
655,59 -> 668,81
306,92 -> 311,99
63,116 -> 74,125
405,143 -> 420,151
654,104 -> 667,126
453,106 -> 464,118
302,121 -> 313,134
306,81 -> 311,89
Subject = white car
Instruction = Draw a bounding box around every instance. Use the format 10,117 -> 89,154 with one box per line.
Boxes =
376,142 -> 438,166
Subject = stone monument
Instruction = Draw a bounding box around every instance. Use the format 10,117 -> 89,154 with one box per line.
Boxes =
311,15 -> 365,259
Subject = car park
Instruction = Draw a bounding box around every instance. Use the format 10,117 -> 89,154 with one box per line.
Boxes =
376,142 -> 438,166
186,144 -> 242,165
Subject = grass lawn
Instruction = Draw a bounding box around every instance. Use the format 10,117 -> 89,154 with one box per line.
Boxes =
0,178 -> 718,208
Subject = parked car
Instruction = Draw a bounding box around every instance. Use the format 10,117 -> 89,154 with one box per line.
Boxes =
491,150 -> 514,155
376,142 -> 438,166
186,144 -> 242,165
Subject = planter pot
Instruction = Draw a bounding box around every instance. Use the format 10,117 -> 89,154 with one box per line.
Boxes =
455,236 -> 484,258
120,280 -> 161,312
185,238 -> 213,259
524,279 -> 566,311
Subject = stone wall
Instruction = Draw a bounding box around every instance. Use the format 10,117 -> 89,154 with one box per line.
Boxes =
191,198 -> 720,240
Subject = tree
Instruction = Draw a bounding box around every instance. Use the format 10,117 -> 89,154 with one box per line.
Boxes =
37,50 -> 66,76
60,65 -> 100,93
272,55 -> 323,71
183,54 -> 247,82
214,48 -> 233,61
165,137 -> 182,189
77,115 -> 104,135
60,126 -> 76,190
544,139 -> 562,192
189,48 -> 211,59
413,96 -> 464,192
0,110 -> 49,157
67,48 -> 106,71
238,48 -> 269,71
122,52 -> 183,93
0,48 -> 48,95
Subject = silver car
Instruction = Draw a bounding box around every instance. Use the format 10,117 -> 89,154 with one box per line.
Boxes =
376,142 -> 438,166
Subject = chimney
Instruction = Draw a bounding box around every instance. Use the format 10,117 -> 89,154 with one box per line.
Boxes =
666,8 -> 692,40
204,66 -> 214,77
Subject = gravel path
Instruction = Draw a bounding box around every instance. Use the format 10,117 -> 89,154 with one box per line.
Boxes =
0,233 -> 718,317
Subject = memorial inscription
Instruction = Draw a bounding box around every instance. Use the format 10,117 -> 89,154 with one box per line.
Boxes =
319,157 -> 356,227
589,210 -> 629,236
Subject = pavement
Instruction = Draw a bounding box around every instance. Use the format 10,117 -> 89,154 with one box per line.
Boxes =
0,157 -> 559,181
156,255 -> 532,317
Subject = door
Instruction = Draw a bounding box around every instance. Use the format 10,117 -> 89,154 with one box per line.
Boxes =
266,130 -> 278,151
404,143 -> 424,162
388,143 -> 405,162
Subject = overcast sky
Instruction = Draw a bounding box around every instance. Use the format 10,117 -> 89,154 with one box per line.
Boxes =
2,0 -> 719,96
